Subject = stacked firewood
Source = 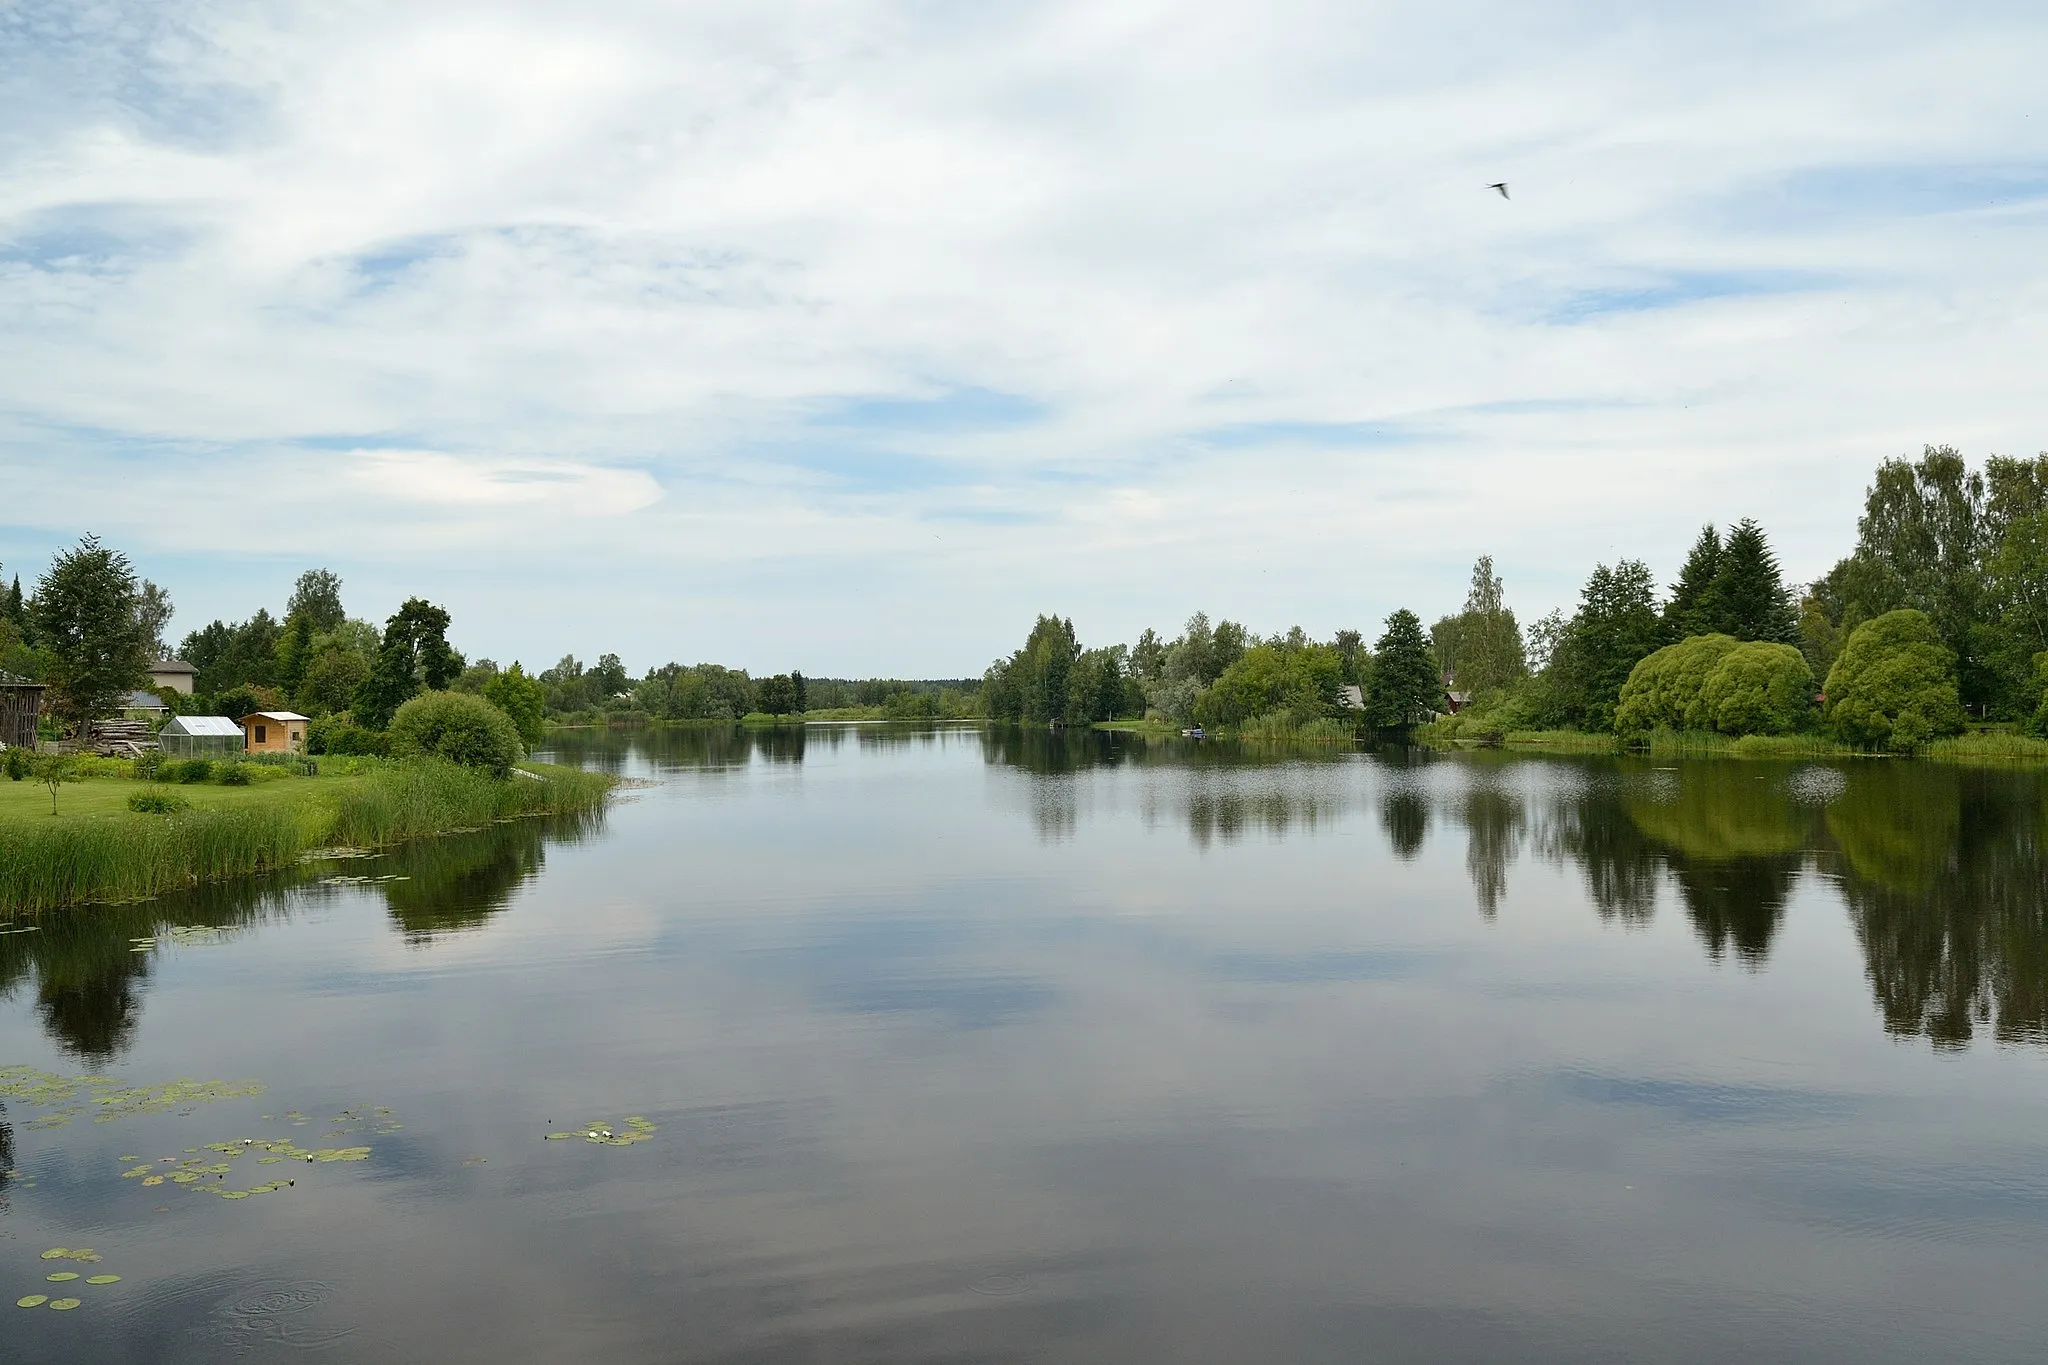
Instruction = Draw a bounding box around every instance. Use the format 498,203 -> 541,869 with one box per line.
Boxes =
89,719 -> 159,757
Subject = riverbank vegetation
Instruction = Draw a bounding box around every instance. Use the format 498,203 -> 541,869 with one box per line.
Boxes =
0,756 -> 609,912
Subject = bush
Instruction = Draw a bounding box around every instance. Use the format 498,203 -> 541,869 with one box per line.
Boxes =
1614,635 -> 1741,734
1823,609 -> 1965,752
388,691 -> 524,777
172,758 -> 214,784
217,763 -> 252,786
5,746 -> 33,780
1616,635 -> 1813,737
308,713 -> 392,757
128,787 -> 190,814
1694,642 -> 1813,735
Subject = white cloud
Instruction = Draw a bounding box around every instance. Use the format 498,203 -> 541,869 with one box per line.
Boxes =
1,0 -> 2045,671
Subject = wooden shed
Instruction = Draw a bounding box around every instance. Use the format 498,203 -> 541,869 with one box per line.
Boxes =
239,711 -> 310,754
0,670 -> 45,751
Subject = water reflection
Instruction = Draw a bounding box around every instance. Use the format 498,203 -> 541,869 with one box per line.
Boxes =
0,812 -> 603,1060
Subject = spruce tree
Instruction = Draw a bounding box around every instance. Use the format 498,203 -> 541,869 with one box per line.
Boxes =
1664,524 -> 1723,639
1711,519 -> 1800,643
1365,609 -> 1441,729
30,534 -> 151,733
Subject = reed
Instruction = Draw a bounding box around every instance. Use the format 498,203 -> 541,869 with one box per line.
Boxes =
1636,729 -> 1857,758
1231,714 -> 1360,743
1925,730 -> 2048,763
0,759 -> 614,913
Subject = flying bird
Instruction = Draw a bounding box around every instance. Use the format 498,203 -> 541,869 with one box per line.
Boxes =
1487,182 -> 1509,200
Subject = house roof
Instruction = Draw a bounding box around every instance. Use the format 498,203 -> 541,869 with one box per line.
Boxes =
164,716 -> 244,737
239,711 -> 310,724
150,659 -> 198,674
126,690 -> 170,710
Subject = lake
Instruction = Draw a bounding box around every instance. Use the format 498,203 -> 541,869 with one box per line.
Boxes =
4,725 -> 2047,1363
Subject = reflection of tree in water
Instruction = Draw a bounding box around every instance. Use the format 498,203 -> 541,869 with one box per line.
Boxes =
1623,763 -> 1813,968
1379,789 -> 1428,860
0,809 -> 607,1059
1458,783 -> 1524,919
1830,765 -> 2048,1048
0,1109 -> 13,1210
377,814 -> 597,942
1530,776 -> 1662,926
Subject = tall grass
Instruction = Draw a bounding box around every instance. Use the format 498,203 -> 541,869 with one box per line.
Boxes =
0,806 -> 308,912
1636,729 -> 1857,758
1925,730 -> 2048,763
1,759 -> 613,913
1230,714 -> 1360,743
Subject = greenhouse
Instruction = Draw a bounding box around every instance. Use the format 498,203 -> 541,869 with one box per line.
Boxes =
158,715 -> 245,758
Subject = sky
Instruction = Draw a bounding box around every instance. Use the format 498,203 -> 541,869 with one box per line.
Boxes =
2,0 -> 2045,678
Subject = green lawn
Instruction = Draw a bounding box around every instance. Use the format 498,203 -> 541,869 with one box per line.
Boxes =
0,772 -> 345,824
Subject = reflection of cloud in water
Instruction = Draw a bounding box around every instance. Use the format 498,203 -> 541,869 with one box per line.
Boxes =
1785,765 -> 1849,806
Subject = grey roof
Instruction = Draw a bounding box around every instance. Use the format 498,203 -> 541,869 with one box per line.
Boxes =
126,689 -> 170,710
150,659 -> 198,673
163,715 -> 245,737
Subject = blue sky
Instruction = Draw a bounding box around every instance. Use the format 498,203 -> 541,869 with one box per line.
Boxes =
2,0 -> 2045,676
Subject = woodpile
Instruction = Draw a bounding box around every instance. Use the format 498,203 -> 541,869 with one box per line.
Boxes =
89,719 -> 159,758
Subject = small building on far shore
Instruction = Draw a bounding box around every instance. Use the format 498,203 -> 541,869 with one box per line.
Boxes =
160,715 -> 244,758
0,671 -> 44,750
239,711 -> 310,755
148,660 -> 198,695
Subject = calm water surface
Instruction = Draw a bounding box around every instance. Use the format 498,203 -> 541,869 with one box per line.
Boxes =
4,727 -> 2047,1362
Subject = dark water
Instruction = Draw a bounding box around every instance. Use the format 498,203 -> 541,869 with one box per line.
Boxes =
4,726 -> 2048,1363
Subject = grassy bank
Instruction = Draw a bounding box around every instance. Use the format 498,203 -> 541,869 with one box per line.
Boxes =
0,758 -> 613,913
1925,730 -> 2048,764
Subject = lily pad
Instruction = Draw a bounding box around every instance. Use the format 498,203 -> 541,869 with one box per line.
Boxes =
85,1276 -> 120,1285
47,1273 -> 80,1282
17,1295 -> 48,1308
49,1298 -> 81,1310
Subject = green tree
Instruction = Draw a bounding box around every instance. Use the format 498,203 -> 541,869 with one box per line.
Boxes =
285,569 -> 346,634
275,610 -> 315,701
1365,610 -> 1439,730
1694,642 -> 1814,735
388,691 -> 523,776
589,653 -> 631,702
34,752 -> 81,814
791,670 -> 807,715
1614,635 -> 1744,734
354,598 -> 459,728
1546,559 -> 1665,731
1449,555 -> 1525,696
983,615 -> 1082,724
29,534 -> 151,734
135,580 -> 174,660
1664,525 -> 1723,640
1823,609 -> 1965,751
1196,641 -> 1345,728
1706,519 -> 1799,643
482,662 -> 547,747
299,642 -> 371,716
756,673 -> 800,717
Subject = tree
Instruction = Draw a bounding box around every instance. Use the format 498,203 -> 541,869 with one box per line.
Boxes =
756,673 -> 799,717
1615,635 -> 1744,734
35,752 -> 81,815
299,642 -> 371,716
135,580 -> 174,659
276,610 -> 315,701
388,691 -> 523,777
483,662 -> 547,747
285,570 -> 346,634
1195,641 -> 1344,728
354,597 -> 459,728
30,534 -> 151,734
1664,525 -> 1723,640
1546,560 -> 1665,731
1448,555 -> 1525,696
1823,609 -> 1965,751
1707,520 -> 1799,642
589,653 -> 631,702
1365,610 -> 1440,730
983,615 -> 1082,724
1696,642 -> 1814,735
791,670 -> 807,715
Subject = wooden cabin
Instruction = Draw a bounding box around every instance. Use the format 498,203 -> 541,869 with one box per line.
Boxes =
239,711 -> 310,754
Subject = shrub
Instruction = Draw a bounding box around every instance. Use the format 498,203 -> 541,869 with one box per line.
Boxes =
133,751 -> 162,780
128,787 -> 190,814
5,746 -> 33,780
1823,609 -> 1965,751
1694,642 -> 1813,735
388,691 -> 523,777
217,763 -> 252,786
172,758 -> 214,784
308,713 -> 391,757
1614,635 -> 1743,734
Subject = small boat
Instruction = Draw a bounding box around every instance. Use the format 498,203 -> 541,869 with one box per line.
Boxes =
1181,726 -> 1206,739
